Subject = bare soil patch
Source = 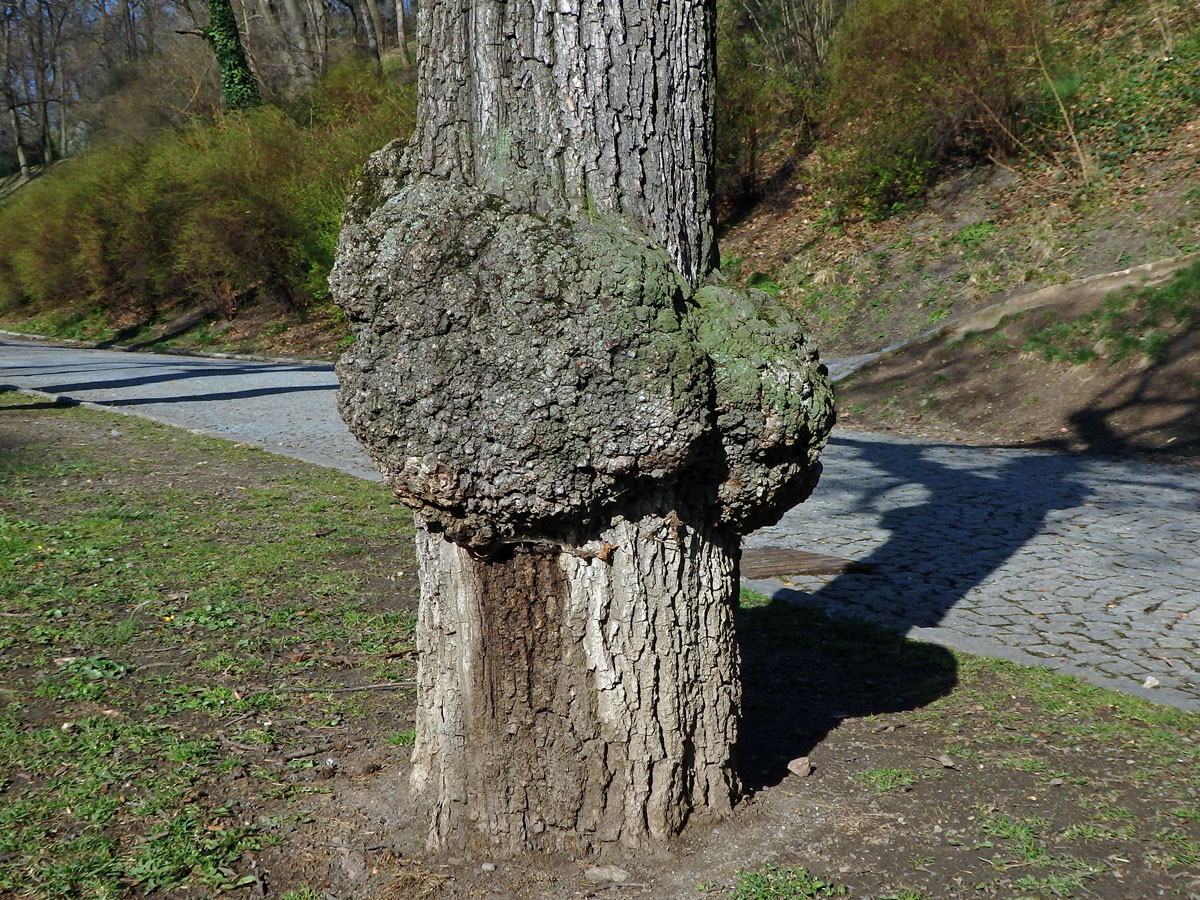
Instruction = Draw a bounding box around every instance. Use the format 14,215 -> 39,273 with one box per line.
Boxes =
834,285 -> 1200,465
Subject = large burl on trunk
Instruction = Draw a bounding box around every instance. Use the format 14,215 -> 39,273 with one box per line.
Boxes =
331,0 -> 835,856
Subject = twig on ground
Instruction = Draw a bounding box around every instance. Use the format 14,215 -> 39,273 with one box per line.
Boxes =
284,744 -> 333,761
277,682 -> 413,694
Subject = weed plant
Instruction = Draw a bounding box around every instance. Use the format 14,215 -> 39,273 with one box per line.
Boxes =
819,0 -> 1040,215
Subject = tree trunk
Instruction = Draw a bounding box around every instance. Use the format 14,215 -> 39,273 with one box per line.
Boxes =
8,105 -> 30,180
389,0 -> 735,858
279,0 -> 318,79
302,0 -> 329,73
206,0 -> 261,110
362,0 -> 385,58
408,0 -> 717,284
334,0 -> 834,859
411,512 -> 740,855
394,0 -> 408,67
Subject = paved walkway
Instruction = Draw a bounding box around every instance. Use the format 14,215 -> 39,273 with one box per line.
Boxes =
0,337 -> 379,480
3,336 -> 1198,710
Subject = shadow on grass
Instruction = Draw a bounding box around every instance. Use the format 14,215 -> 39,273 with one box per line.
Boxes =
0,386 -> 80,411
735,597 -> 957,792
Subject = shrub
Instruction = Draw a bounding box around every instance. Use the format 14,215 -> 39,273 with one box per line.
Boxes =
820,0 -> 1043,214
715,0 -> 851,215
0,59 -> 416,331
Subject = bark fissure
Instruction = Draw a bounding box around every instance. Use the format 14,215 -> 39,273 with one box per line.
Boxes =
411,512 -> 740,853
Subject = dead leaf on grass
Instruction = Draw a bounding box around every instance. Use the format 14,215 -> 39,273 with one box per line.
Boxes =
787,756 -> 813,778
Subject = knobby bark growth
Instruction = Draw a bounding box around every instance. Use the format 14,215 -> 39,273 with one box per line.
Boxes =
332,0 -> 835,856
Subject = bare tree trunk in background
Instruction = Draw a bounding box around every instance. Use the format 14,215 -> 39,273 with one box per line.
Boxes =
250,0 -> 279,44
301,0 -> 327,72
393,0 -> 407,66
59,88 -> 66,154
232,0 -> 254,56
362,0 -> 385,57
246,0 -> 304,83
7,104 -> 31,179
117,0 -> 138,61
278,0 -> 317,78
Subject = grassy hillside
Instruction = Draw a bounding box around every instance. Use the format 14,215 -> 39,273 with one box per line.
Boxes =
722,0 -> 1200,351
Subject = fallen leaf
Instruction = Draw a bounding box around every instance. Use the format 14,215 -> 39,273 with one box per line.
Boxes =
787,756 -> 813,778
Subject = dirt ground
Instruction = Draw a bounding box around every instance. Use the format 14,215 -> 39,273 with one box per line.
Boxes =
2,398 -> 1199,900
833,290 -> 1200,466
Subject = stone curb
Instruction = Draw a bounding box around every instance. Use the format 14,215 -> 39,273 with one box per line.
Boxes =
831,253 -> 1200,383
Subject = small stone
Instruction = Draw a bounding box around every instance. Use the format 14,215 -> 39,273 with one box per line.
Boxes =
937,754 -> 956,768
1143,675 -> 1160,689
481,862 -> 496,872
584,865 -> 631,884
787,756 -> 812,778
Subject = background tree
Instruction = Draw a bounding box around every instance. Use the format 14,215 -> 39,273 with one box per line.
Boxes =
201,0 -> 260,109
332,0 -> 834,855
0,0 -> 417,175
715,0 -> 851,209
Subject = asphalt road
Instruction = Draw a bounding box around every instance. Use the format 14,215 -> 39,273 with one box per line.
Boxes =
4,335 -> 1198,710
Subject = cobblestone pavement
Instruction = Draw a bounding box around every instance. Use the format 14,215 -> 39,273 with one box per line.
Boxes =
0,337 -> 379,480
745,431 -> 1200,710
5,337 -> 1199,709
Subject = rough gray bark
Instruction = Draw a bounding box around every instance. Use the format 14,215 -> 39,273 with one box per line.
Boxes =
411,510 -> 740,852
333,0 -> 835,858
407,0 -> 716,283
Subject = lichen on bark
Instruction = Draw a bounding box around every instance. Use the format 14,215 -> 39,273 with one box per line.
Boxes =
334,173 -> 715,551
334,152 -> 834,552
686,283 -> 836,531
